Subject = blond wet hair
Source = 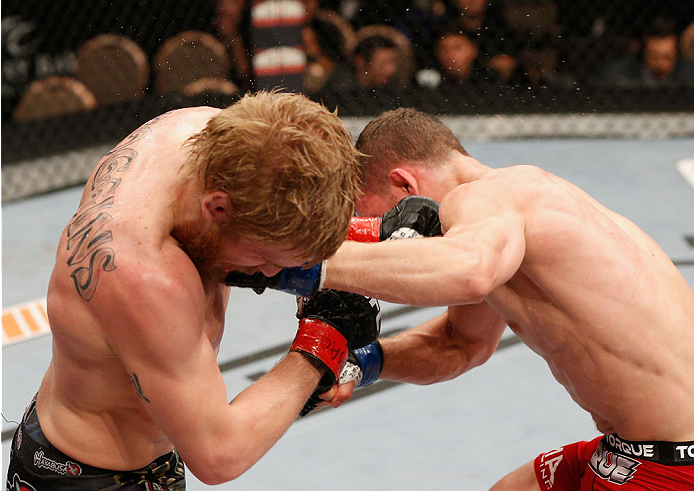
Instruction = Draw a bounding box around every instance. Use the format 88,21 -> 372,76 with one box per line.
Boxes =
186,90 -> 361,262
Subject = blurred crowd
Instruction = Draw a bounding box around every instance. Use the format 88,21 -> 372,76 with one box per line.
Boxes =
304,0 -> 694,100
2,0 -> 694,123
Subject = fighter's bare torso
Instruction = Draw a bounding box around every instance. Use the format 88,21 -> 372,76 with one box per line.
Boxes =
450,165 -> 694,441
38,106 -> 226,470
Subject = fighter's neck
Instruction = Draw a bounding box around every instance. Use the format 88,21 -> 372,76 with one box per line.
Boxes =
170,178 -> 206,244
449,153 -> 489,185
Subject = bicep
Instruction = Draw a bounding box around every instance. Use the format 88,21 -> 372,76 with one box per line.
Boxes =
382,303 -> 505,383
440,186 -> 527,291
98,267 -> 229,452
447,303 -> 507,367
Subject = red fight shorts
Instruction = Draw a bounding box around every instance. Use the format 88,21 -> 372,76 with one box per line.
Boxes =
534,434 -> 694,490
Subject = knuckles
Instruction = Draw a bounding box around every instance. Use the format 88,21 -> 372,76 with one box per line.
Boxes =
301,289 -> 380,348
382,196 -> 442,237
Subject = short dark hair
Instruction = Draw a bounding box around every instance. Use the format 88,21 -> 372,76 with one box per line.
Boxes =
355,108 -> 468,193
645,16 -> 677,41
435,22 -> 474,45
355,35 -> 397,63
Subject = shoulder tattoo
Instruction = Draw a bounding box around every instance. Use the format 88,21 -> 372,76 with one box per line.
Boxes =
65,114 -> 168,300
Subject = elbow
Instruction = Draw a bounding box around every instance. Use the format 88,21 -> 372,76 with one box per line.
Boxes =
186,451 -> 255,485
470,343 -> 496,367
459,274 -> 494,304
448,255 -> 497,305
450,343 -> 494,378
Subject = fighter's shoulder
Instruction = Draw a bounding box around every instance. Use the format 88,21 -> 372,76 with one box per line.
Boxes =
98,237 -> 204,306
148,106 -> 220,136
159,106 -> 221,123
439,167 -> 538,221
468,165 -> 551,196
492,164 -> 547,180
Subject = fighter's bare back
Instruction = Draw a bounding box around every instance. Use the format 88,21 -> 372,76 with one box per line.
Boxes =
448,165 -> 694,441
38,107 -> 224,470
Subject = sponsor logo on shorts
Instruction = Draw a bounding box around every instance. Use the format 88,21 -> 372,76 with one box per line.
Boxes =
144,483 -> 167,491
7,473 -> 38,491
605,434 -> 657,459
589,440 -> 639,484
538,447 -> 564,489
33,450 -> 83,476
674,444 -> 694,463
16,427 -> 22,451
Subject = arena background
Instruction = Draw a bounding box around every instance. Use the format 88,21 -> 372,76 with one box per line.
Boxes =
2,2 -> 694,490
2,0 -> 694,202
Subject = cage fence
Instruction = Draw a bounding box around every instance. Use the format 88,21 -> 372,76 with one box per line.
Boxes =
2,0 -> 693,202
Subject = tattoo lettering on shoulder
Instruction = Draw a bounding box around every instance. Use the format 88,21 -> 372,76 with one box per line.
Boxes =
65,112 -> 175,301
66,149 -> 135,300
129,373 -> 151,403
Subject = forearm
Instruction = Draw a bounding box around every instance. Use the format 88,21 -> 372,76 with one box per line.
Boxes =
190,352 -> 321,483
324,239 -> 486,307
378,313 -> 477,385
229,351 -> 321,445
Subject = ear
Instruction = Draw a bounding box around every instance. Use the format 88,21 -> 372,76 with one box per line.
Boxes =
388,167 -> 420,198
201,191 -> 233,226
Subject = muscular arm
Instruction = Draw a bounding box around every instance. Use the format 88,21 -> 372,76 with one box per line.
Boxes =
324,183 -> 527,306
381,303 -> 507,384
99,247 -> 322,484
325,301 -> 507,408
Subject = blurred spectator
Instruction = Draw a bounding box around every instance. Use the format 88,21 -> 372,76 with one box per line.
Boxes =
322,34 -> 400,93
213,0 -> 252,91
387,1 -> 449,73
303,2 -> 355,94
417,24 -> 510,92
354,35 -> 400,89
1,11 -> 78,121
682,21 -> 694,64
434,29 -> 482,89
446,0 -> 520,84
600,17 -> 694,87
502,1 -> 567,88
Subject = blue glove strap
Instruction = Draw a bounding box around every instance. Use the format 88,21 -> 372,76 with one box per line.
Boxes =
276,263 -> 322,297
354,341 -> 383,388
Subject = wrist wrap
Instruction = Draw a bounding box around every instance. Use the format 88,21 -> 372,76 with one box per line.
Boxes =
347,216 -> 381,242
353,340 -> 383,387
276,262 -> 323,297
290,318 -> 349,379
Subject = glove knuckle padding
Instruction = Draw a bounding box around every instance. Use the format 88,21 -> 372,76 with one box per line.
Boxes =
381,196 -> 442,239
292,290 -> 381,416
301,289 -> 381,349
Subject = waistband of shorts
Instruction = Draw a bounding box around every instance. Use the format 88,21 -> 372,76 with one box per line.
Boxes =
18,397 -> 181,477
603,434 -> 694,466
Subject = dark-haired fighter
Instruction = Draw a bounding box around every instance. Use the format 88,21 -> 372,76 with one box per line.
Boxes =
229,108 -> 694,490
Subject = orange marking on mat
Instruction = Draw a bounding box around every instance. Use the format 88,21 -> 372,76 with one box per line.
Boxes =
2,297 -> 52,346
37,302 -> 49,323
20,307 -> 40,332
2,313 -> 23,339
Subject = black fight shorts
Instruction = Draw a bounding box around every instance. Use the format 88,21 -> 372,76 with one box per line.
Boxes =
5,399 -> 186,490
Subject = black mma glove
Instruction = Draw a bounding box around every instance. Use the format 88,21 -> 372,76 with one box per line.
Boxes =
290,289 -> 381,416
347,195 -> 442,241
223,196 -> 441,295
